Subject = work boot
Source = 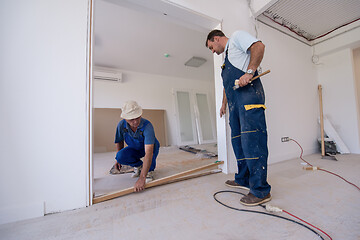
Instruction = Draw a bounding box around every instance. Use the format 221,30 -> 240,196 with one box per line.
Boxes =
240,193 -> 272,206
145,171 -> 155,183
131,165 -> 142,178
225,180 -> 250,190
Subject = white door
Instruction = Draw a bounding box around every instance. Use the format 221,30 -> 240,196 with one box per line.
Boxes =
174,89 -> 216,145
194,92 -> 216,144
174,90 -> 198,145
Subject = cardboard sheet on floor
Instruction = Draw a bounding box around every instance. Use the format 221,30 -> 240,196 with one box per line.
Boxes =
320,117 -> 350,154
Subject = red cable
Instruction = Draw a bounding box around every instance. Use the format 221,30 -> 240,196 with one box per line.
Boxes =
289,138 -> 313,166
318,168 -> 360,191
282,210 -> 333,240
290,138 -> 360,191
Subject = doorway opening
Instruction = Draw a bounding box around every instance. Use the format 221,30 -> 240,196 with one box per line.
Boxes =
90,0 -> 222,202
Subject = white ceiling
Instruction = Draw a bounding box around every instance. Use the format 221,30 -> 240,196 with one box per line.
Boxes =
93,0 -> 360,79
93,0 -> 220,81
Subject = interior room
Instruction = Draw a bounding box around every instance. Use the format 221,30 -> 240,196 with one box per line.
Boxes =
91,0 -> 219,198
1,0 -> 359,239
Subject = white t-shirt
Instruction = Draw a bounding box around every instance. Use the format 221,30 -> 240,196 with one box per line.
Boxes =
224,30 -> 260,72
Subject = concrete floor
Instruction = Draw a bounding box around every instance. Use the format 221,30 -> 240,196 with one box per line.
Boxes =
1,154 -> 359,240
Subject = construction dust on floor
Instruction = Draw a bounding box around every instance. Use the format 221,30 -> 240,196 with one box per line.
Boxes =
1,154 -> 359,240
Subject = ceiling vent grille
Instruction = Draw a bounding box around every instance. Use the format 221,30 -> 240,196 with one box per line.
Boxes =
184,57 -> 207,67
258,0 -> 360,42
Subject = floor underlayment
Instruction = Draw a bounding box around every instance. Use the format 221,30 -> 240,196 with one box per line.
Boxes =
1,153 -> 359,239
93,144 -> 218,197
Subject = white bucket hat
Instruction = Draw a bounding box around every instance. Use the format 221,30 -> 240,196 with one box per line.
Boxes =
121,100 -> 142,120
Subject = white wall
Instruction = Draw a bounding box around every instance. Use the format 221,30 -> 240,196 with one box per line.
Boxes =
313,27 -> 360,153
0,0 -> 89,224
258,23 -> 320,163
93,69 -> 216,146
168,0 -> 254,34
316,49 -> 360,153
354,48 -> 360,142
251,0 -> 277,17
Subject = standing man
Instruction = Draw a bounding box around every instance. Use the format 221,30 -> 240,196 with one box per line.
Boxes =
111,100 -> 160,192
206,30 -> 271,206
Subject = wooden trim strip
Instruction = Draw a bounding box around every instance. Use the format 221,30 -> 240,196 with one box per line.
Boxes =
93,161 -> 224,204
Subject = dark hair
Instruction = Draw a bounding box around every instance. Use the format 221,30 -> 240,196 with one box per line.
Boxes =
205,29 -> 225,47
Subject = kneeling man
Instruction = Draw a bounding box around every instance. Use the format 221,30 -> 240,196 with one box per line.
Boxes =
111,100 -> 160,192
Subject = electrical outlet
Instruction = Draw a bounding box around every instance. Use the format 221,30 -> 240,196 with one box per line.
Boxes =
281,137 -> 290,142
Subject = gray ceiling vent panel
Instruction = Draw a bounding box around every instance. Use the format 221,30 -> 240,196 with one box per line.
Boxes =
184,57 -> 207,67
258,0 -> 360,42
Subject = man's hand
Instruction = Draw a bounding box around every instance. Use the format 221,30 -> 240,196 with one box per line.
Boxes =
134,176 -> 146,192
237,73 -> 253,87
220,104 -> 226,118
109,162 -> 122,174
114,162 -> 121,171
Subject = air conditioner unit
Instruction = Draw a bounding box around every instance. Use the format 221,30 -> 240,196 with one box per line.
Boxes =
93,70 -> 122,82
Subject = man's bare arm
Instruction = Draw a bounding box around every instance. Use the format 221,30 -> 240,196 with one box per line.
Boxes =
113,141 -> 124,170
134,144 -> 154,192
220,88 -> 227,118
237,41 -> 265,87
115,141 -> 124,151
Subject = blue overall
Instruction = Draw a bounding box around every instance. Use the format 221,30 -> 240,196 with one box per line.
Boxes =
115,119 -> 159,171
221,50 -> 271,198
